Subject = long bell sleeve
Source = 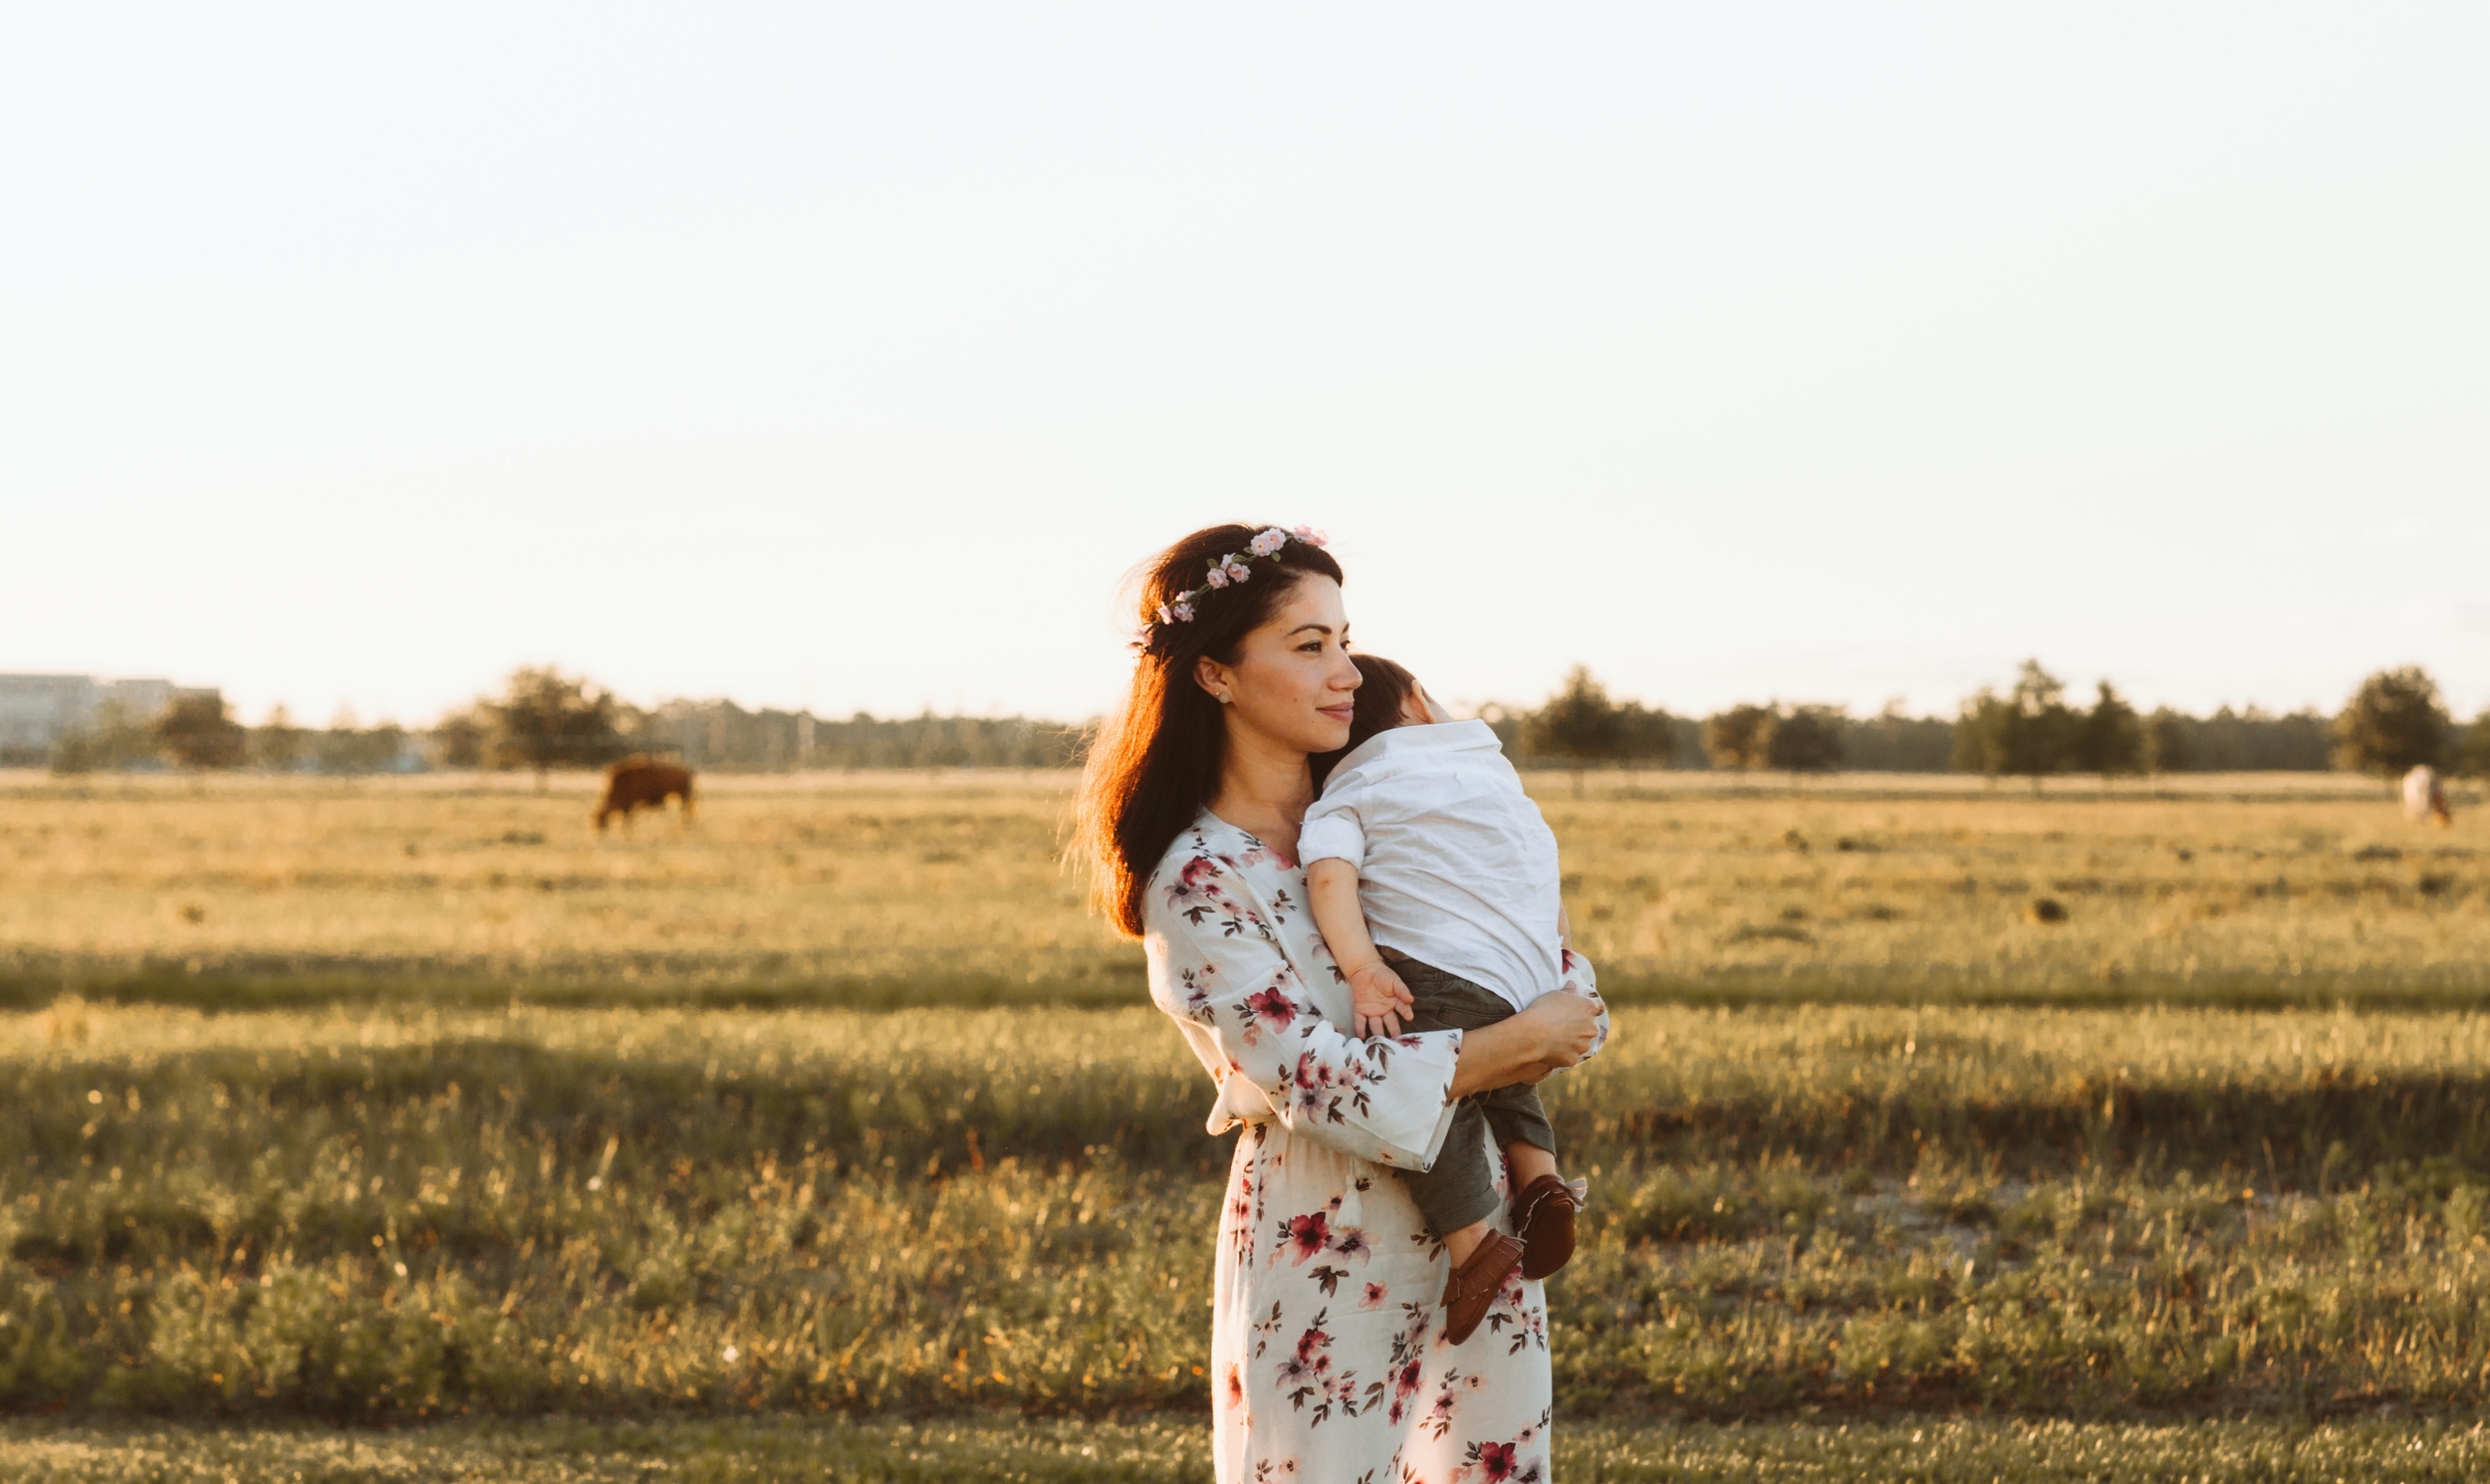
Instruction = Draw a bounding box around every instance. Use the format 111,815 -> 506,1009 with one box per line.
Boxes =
1144,846 -> 1464,1172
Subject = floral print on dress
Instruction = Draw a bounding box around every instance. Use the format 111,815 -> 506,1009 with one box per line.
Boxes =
1144,812 -> 1609,1484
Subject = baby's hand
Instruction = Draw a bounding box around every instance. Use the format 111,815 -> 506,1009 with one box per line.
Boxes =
1348,960 -> 1415,1039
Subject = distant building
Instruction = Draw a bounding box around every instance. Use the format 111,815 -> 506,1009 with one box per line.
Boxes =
0,673 -> 205,762
0,675 -> 99,757
101,677 -> 181,719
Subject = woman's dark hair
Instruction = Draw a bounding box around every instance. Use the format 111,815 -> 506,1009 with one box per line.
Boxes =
1311,654 -> 1420,791
1074,523 -> 1346,939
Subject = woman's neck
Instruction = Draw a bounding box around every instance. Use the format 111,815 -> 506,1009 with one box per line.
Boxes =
1206,726 -> 1316,861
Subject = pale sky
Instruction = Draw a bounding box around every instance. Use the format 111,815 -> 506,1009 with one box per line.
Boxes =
5,5 -> 2487,728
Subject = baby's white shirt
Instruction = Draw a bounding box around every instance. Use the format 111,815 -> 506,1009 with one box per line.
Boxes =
1298,718 -> 1563,1013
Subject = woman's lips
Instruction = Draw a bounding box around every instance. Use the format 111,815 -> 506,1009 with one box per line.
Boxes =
1319,703 -> 1355,722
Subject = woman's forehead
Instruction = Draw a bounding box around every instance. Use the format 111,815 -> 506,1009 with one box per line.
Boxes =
1263,575 -> 1346,634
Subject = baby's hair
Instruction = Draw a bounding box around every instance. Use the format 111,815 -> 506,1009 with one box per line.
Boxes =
1312,654 -> 1425,790
1348,654 -> 1422,752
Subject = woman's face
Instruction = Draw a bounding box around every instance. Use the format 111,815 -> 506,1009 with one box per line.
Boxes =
1195,576 -> 1361,757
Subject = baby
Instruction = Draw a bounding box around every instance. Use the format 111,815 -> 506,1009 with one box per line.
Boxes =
1300,654 -> 1587,1345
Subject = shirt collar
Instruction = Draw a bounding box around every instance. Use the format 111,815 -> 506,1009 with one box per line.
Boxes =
1324,717 -> 1503,779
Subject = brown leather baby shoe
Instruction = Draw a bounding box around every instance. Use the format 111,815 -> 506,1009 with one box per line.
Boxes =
1441,1231 -> 1525,1345
1515,1175 -> 1582,1281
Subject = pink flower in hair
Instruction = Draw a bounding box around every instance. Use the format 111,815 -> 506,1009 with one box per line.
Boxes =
1248,528 -> 1289,558
1156,604 -> 1174,624
1225,560 -> 1252,584
1292,525 -> 1327,548
1204,564 -> 1229,589
1171,599 -> 1195,621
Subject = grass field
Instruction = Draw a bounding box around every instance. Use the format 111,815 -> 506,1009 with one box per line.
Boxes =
3,768 -> 2483,1010
18,1414 -> 2490,1482
4,769 -> 2489,1477
14,996 -> 2490,1423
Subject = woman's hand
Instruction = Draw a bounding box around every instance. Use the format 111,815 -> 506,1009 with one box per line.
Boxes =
1514,990 -> 1602,1071
1446,988 -> 1605,1100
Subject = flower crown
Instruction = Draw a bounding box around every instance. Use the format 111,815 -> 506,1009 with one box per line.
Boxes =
1149,525 -> 1329,633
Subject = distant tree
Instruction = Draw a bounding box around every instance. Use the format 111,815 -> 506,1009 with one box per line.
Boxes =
2071,681 -> 2146,779
432,706 -> 491,769
319,708 -> 363,774
48,701 -> 158,776
2456,711 -> 2490,781
1523,667 -> 1626,774
157,692 -> 247,770
1842,701 -> 1956,773
485,667 -> 628,789
251,705 -> 309,772
363,722 -> 411,773
2334,666 -> 2450,780
1616,701 -> 1680,769
317,710 -> 413,774
2200,706 -> 2334,771
1702,704 -> 1775,772
2142,707 -> 2193,774
1765,704 -> 1846,773
1955,660 -> 2077,788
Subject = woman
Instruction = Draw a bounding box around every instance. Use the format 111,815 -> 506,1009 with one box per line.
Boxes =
1076,523 -> 1610,1483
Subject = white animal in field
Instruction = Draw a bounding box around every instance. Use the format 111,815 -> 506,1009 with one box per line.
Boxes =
2403,765 -> 2452,827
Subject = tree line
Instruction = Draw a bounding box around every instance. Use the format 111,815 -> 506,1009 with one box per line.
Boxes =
49,697 -> 422,777
1495,661 -> 2490,782
39,661 -> 2490,781
427,670 -> 1086,781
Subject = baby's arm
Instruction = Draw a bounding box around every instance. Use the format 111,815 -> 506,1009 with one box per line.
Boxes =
1306,858 -> 1415,1039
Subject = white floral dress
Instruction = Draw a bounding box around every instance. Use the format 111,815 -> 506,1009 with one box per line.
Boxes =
1143,811 -> 1609,1484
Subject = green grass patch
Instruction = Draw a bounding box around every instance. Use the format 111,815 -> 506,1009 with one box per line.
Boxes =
11,1003 -> 2490,1422
15,1415 -> 2490,1482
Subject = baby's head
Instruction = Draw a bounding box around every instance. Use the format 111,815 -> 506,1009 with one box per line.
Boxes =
1346,654 -> 1440,753
1312,654 -> 1439,789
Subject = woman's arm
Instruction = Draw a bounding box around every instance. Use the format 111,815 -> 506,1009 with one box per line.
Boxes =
1447,990 -> 1603,1099
1147,849 -> 1465,1169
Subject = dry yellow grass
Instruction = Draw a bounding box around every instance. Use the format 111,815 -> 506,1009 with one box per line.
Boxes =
0,770 -> 1117,1004
1544,771 -> 2490,1003
0,768 -> 2481,1007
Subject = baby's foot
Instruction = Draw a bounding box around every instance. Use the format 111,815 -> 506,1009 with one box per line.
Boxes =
1514,1174 -> 1584,1281
1441,1231 -> 1525,1345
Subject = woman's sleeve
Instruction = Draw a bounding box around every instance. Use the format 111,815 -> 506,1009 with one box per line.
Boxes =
1146,852 -> 1462,1170
1546,945 -> 1614,1073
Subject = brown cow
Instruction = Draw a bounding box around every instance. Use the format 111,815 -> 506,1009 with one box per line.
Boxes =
596,755 -> 695,831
